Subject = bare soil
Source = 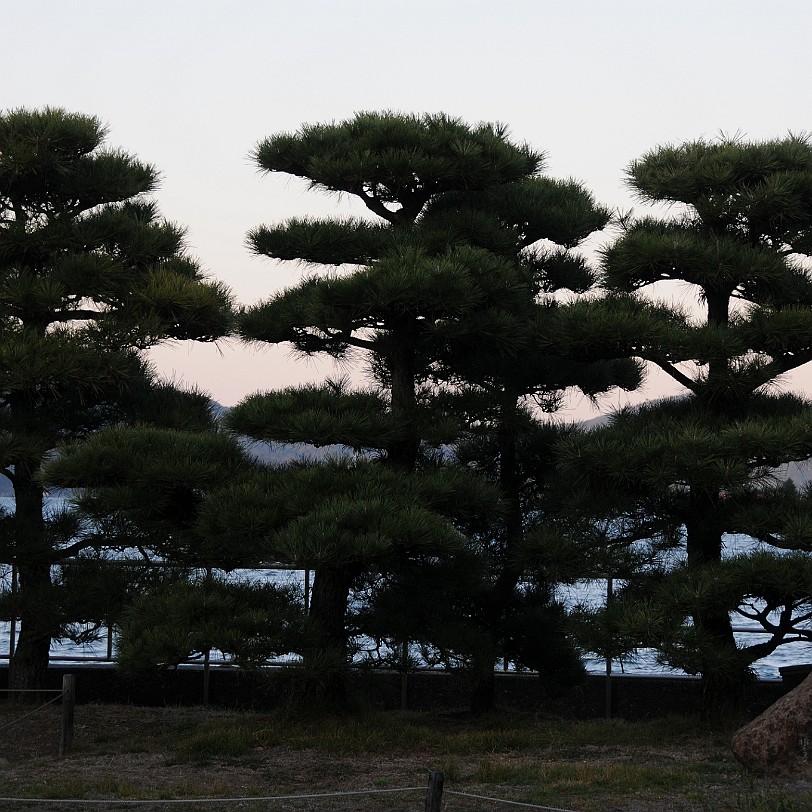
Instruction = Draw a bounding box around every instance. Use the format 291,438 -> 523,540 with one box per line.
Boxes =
0,703 -> 810,811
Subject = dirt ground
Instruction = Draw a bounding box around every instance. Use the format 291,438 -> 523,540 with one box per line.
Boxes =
1,702 -> 810,812
1,703 -> 427,811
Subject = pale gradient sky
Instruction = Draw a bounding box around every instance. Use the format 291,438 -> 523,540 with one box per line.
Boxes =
6,1 -> 812,419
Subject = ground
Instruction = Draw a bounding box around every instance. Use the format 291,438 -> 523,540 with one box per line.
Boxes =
0,702 -> 810,811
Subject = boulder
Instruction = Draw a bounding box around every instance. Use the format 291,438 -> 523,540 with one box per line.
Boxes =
732,672 -> 812,774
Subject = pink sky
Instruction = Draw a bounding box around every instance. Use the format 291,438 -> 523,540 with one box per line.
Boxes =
7,0 -> 812,420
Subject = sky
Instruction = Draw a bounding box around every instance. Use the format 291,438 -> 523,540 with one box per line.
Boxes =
6,1 -> 812,419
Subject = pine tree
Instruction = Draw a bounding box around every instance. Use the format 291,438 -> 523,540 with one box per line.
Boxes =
42,420 -> 305,676
358,180 -> 643,712
239,112 -> 542,466
233,112 -> 641,704
0,108 -> 232,691
557,135 -> 812,715
225,113 -> 549,696
200,451 -> 500,702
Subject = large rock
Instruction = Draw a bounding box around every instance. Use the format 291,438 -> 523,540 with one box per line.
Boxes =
732,672 -> 812,774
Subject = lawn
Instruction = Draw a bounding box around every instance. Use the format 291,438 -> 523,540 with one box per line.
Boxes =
0,702 -> 809,811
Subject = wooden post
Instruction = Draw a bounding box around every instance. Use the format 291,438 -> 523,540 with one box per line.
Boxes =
202,648 -> 211,708
9,563 -> 16,658
605,577 -> 613,720
106,622 -> 114,660
304,568 -> 311,615
400,641 -> 409,712
426,770 -> 443,812
425,770 -> 444,812
59,674 -> 76,758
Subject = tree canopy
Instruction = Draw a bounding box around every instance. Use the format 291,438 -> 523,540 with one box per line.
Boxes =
10,113 -> 812,719
0,107 -> 233,691
558,135 -> 812,716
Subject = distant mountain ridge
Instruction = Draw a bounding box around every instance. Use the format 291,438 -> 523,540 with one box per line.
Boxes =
0,403 -> 807,500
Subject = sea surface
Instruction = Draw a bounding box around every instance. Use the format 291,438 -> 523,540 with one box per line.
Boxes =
1,498 -> 811,680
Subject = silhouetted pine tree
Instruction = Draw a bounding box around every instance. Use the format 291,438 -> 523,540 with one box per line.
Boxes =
231,112 -> 640,705
558,135 -> 812,716
0,108 -> 232,691
226,113 -> 547,697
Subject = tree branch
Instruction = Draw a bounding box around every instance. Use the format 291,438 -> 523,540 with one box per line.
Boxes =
342,333 -> 375,351
773,349 -> 812,378
56,538 -> 96,559
642,357 -> 698,393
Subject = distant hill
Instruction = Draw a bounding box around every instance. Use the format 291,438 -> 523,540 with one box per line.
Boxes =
0,402 -> 806,500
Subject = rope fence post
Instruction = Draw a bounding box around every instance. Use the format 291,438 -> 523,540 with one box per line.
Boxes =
425,769 -> 444,812
59,674 -> 75,758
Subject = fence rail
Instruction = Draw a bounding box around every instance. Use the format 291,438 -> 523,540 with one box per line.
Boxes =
2,568 -> 809,718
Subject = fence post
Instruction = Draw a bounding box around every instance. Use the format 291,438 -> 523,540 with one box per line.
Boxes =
59,674 -> 76,758
605,576 -> 613,720
425,769 -> 444,812
400,641 -> 409,712
9,563 -> 16,658
202,648 -> 211,707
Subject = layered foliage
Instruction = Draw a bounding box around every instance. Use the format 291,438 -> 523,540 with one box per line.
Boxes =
0,107 -> 232,690
17,115 -> 812,719
226,114 -> 556,692
116,577 -> 303,673
559,135 -> 812,714
229,111 -> 647,708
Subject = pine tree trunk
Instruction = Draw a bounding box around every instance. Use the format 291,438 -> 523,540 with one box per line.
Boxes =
9,461 -> 52,698
302,565 -> 357,704
470,392 -> 524,715
386,320 -> 419,471
685,486 -> 742,719
470,642 -> 499,715
684,292 -> 747,718
9,585 -> 51,697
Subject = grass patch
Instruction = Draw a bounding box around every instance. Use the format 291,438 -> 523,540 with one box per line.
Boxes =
11,775 -> 145,801
3,704 -> 808,812
167,725 -> 257,762
718,794 -> 812,812
473,756 -> 729,790
169,709 -> 714,756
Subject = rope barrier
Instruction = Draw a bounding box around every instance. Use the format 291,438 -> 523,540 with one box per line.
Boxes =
0,786 -> 427,806
0,688 -> 62,693
0,785 -> 587,810
446,790 -> 583,811
0,692 -> 62,734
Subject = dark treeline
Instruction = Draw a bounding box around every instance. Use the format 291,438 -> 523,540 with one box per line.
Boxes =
2,108 -> 812,719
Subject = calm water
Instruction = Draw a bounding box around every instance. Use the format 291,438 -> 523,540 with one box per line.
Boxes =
1,498 -> 810,679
